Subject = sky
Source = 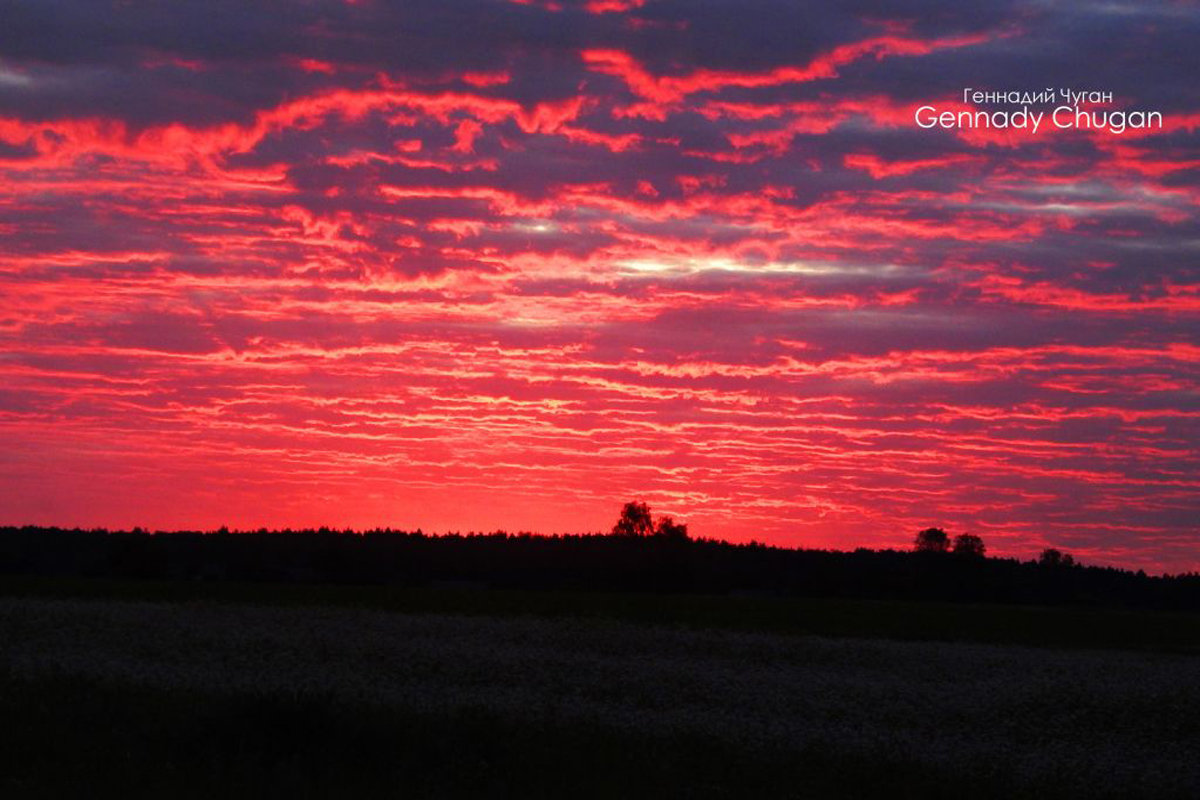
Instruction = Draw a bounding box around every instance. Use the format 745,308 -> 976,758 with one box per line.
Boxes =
0,0 -> 1197,572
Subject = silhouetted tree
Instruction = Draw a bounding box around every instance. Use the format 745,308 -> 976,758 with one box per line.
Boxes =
654,515 -> 688,540
914,527 -> 950,553
612,502 -> 690,539
952,533 -> 986,557
1039,548 -> 1075,567
612,501 -> 655,537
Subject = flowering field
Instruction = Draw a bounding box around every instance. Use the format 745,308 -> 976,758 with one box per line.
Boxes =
1,596 -> 1196,797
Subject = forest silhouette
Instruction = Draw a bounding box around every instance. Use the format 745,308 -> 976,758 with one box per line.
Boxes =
1,502 -> 1196,609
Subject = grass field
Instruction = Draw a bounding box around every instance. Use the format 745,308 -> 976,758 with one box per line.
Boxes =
3,574 -> 1200,652
1,578 -> 1198,798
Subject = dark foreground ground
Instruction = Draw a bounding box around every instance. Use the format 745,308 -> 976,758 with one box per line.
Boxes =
2,576 -> 1198,799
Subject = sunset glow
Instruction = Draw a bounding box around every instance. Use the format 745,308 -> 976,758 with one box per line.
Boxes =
1,1 -> 1197,571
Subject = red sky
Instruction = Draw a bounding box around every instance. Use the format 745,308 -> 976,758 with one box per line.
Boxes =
1,0 -> 1197,572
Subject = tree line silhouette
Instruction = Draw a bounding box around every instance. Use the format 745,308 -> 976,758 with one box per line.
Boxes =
913,526 -> 1075,567
0,504 -> 1195,609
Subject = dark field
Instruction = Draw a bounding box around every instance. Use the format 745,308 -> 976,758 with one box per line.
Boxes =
2,576 -> 1198,798
3,574 -> 1200,652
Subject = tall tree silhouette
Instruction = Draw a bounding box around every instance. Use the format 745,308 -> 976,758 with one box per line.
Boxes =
612,501 -> 689,539
914,527 -> 950,553
612,501 -> 655,537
